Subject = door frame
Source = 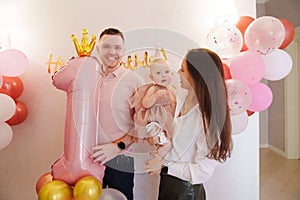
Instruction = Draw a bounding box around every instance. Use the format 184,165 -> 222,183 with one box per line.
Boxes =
285,26 -> 300,159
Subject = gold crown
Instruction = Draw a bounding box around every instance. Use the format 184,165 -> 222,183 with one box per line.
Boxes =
71,28 -> 96,57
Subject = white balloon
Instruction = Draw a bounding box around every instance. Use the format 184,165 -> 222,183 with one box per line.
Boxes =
99,188 -> 127,200
262,49 -> 293,81
0,93 -> 16,122
230,111 -> 249,135
0,122 -> 13,150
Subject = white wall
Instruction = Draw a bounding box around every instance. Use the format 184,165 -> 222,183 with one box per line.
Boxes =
0,0 -> 257,199
205,114 -> 259,200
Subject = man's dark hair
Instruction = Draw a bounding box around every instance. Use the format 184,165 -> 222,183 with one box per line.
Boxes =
99,28 -> 124,42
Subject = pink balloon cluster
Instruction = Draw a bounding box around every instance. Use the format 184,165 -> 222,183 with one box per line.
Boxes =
208,15 -> 295,134
0,49 -> 29,149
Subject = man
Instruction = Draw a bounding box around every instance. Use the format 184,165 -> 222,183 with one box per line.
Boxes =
91,28 -> 144,200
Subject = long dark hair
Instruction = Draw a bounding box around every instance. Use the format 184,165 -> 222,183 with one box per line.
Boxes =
185,48 -> 232,162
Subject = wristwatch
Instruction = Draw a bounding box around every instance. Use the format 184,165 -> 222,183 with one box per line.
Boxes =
161,165 -> 168,174
117,141 -> 125,150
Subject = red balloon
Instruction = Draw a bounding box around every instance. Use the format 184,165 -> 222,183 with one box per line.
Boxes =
222,63 -> 232,80
246,109 -> 255,116
36,172 -> 53,194
6,100 -> 28,125
0,88 -> 12,96
236,16 -> 255,51
0,76 -> 24,99
279,18 -> 295,49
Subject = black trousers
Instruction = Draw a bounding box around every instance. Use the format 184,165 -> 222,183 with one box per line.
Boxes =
103,155 -> 134,200
158,172 -> 206,200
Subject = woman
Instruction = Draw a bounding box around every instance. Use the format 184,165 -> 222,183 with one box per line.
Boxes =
145,48 -> 232,200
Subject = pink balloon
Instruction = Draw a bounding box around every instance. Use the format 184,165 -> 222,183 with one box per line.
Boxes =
0,122 -> 13,150
206,25 -> 243,59
230,51 -> 265,85
245,16 -> 285,55
262,49 -> 293,81
0,49 -> 29,76
226,79 -> 252,115
248,82 -> 273,112
51,57 -> 105,186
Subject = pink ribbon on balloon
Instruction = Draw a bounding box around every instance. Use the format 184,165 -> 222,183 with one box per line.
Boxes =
51,56 -> 105,186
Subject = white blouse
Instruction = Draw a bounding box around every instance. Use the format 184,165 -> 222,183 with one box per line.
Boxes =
164,93 -> 220,184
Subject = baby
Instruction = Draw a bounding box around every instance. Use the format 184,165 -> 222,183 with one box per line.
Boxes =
129,57 -> 176,151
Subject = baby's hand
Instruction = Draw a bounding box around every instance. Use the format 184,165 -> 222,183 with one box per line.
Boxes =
155,90 -> 168,98
146,122 -> 163,137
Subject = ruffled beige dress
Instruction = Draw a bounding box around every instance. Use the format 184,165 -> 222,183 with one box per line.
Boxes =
129,83 -> 176,139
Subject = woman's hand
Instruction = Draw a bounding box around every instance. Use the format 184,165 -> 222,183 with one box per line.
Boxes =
145,151 -> 165,174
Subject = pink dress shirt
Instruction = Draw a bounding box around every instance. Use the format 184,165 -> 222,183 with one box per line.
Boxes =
95,65 -> 144,144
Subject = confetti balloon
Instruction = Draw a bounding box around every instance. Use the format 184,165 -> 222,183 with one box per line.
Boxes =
226,79 -> 252,115
207,25 -> 243,59
245,16 -> 285,55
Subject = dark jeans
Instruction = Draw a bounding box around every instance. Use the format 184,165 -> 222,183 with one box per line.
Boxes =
158,172 -> 206,200
103,155 -> 134,200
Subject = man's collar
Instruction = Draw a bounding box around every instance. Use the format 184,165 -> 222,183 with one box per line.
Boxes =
101,64 -> 125,77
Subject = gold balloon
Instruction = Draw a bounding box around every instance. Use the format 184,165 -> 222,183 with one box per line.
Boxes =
36,172 -> 53,194
38,180 -> 72,200
73,176 -> 102,200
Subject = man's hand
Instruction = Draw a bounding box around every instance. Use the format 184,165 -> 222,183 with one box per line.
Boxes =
91,143 -> 121,164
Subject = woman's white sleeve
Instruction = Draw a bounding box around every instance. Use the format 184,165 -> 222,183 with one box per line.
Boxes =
167,132 -> 221,184
167,157 -> 220,184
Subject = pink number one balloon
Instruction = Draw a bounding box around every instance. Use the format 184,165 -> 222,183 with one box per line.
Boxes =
51,56 -> 105,186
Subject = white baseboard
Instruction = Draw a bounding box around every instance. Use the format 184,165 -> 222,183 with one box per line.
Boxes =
259,144 -> 287,158
259,144 -> 268,148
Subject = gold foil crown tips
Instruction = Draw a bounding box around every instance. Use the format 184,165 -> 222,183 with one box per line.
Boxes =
71,28 -> 96,57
